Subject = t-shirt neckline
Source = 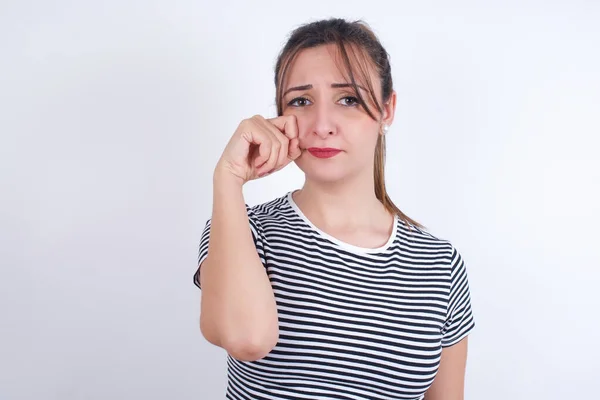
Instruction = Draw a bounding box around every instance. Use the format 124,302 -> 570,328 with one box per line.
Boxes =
286,191 -> 398,254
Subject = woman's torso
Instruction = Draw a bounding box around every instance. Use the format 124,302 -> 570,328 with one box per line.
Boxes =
224,193 -> 456,400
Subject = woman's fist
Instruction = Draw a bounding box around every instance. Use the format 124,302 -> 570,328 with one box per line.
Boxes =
215,115 -> 302,185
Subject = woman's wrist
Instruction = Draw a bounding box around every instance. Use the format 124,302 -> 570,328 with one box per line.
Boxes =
213,164 -> 245,191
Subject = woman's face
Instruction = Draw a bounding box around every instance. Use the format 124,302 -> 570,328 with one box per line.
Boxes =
281,43 -> 396,184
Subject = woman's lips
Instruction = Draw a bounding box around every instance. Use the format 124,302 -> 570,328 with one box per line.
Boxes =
307,147 -> 342,159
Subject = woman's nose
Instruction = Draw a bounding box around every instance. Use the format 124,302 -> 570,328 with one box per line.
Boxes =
310,101 -> 337,139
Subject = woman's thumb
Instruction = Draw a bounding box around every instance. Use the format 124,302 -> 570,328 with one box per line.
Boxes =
287,138 -> 302,160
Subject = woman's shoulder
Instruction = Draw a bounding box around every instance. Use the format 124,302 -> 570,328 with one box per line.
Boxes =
396,219 -> 455,255
245,192 -> 294,224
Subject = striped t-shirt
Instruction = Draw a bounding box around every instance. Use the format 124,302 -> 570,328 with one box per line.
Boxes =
194,191 -> 475,400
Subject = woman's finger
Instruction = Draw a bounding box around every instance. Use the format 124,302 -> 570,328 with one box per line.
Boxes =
267,115 -> 299,141
259,118 -> 290,170
245,118 -> 273,168
266,115 -> 301,161
255,130 -> 281,176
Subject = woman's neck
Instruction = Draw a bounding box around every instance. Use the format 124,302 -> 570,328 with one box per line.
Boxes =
292,176 -> 392,231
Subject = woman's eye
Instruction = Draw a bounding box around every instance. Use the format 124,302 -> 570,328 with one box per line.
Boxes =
287,96 -> 359,107
288,97 -> 311,107
340,96 -> 359,107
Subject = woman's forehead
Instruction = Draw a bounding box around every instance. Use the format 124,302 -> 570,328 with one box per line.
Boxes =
284,44 -> 376,89
286,46 -> 345,82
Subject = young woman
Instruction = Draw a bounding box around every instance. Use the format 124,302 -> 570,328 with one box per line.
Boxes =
194,18 -> 475,400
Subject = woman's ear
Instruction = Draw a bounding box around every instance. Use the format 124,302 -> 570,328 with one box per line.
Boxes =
382,90 -> 397,128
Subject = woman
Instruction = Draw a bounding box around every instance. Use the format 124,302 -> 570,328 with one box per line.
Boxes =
194,18 -> 475,400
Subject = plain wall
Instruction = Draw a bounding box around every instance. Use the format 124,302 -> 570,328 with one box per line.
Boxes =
1,0 -> 599,399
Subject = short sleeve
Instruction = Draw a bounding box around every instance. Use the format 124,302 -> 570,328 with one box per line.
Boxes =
193,205 -> 267,290
441,245 -> 475,347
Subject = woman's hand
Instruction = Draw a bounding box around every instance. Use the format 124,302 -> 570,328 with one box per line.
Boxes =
215,115 -> 302,185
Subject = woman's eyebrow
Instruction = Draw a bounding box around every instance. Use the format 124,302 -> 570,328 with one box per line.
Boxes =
283,83 -> 367,97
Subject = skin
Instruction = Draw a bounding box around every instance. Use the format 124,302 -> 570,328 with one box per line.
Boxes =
281,43 -> 397,249
424,337 -> 469,400
208,42 -> 469,396
280,43 -> 469,399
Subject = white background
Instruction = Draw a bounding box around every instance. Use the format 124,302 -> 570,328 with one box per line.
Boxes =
1,1 -> 599,399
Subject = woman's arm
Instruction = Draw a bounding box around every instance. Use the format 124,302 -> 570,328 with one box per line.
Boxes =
199,171 -> 279,361
424,337 -> 469,400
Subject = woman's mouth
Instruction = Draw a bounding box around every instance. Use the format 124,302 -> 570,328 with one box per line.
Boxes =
307,147 -> 342,159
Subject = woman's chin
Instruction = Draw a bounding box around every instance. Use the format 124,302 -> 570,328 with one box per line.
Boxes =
296,165 -> 350,184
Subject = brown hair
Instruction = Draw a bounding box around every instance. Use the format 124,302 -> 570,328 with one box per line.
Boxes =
274,18 -> 425,231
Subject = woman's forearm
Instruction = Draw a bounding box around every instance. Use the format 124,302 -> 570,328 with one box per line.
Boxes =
199,170 -> 279,361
